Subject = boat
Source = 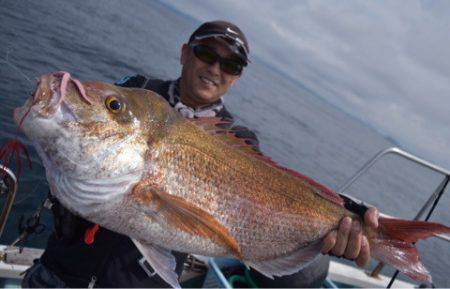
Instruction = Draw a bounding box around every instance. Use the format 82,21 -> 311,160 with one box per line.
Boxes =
1,147 -> 449,288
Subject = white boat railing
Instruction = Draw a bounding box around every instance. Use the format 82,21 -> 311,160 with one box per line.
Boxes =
338,147 -> 450,192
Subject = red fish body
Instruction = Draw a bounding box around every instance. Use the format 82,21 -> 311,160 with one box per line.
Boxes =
14,72 -> 450,287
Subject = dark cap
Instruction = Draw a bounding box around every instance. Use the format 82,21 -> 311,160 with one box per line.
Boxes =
188,20 -> 250,65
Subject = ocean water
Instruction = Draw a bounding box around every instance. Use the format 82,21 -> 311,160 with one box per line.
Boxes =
0,0 -> 448,286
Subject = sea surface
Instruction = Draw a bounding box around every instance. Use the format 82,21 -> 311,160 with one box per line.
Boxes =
0,0 -> 448,286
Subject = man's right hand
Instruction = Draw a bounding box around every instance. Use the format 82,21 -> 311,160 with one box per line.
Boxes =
321,207 -> 379,267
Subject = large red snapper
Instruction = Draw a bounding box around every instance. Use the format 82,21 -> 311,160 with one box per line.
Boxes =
13,72 -> 450,288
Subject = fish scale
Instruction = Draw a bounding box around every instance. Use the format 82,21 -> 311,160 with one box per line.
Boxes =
146,123 -> 347,260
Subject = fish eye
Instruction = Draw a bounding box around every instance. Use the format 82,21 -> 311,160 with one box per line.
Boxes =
105,96 -> 125,113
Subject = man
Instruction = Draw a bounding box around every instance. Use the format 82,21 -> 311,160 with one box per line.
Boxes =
22,20 -> 378,288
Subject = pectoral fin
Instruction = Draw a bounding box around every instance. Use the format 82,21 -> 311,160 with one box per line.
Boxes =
132,239 -> 180,288
246,241 -> 322,279
155,191 -> 242,258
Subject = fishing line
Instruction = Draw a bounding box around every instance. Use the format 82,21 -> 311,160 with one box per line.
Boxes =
0,49 -> 34,90
0,48 -> 34,180
0,46 -> 37,242
12,181 -> 44,206
0,46 -> 46,242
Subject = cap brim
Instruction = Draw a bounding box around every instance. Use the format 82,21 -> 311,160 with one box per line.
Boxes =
191,34 -> 249,64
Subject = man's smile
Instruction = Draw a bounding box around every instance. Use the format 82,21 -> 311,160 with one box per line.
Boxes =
199,75 -> 218,87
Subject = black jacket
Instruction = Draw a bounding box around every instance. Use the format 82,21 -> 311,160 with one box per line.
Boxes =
39,75 -> 259,288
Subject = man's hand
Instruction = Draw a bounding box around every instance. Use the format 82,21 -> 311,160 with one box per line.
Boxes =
321,207 -> 379,267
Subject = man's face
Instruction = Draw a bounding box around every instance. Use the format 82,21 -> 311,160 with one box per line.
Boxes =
180,38 -> 242,107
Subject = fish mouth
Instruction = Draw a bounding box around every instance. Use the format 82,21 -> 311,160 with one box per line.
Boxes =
14,71 -> 92,126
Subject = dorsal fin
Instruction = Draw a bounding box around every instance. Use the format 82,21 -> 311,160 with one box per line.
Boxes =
190,117 -> 344,207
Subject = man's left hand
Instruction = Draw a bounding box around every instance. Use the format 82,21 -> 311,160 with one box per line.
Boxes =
321,207 -> 379,267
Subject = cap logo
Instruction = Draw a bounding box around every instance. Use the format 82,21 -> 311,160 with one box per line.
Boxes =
226,27 -> 239,35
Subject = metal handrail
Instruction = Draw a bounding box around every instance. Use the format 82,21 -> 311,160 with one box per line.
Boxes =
337,147 -> 450,193
337,147 -> 450,243
0,165 -> 18,238
335,147 -> 450,283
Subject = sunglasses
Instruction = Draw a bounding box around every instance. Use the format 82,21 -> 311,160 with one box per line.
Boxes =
190,44 -> 244,76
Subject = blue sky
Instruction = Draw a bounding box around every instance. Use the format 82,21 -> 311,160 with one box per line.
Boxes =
164,0 -> 450,169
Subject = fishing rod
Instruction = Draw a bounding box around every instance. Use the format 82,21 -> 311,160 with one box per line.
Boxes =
0,165 -> 17,238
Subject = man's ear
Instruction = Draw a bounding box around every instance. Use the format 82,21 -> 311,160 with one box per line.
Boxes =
180,44 -> 189,65
230,75 -> 241,86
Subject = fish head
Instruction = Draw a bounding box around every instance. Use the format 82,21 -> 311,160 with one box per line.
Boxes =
13,71 -> 178,213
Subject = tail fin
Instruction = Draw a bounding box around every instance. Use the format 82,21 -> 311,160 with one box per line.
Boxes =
370,217 -> 450,283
